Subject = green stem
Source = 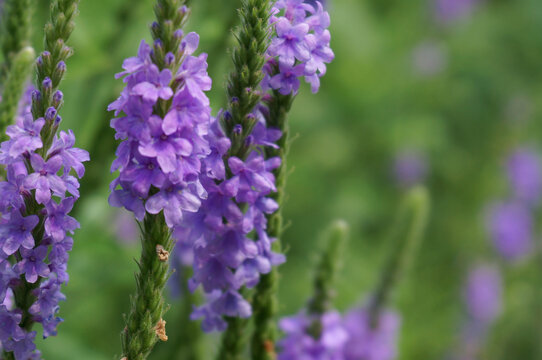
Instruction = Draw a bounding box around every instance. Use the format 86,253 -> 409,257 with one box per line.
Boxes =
217,317 -> 249,360
0,46 -> 35,139
250,92 -> 293,360
223,0 -> 272,159
173,266 -> 202,360
121,213 -> 173,360
0,0 -> 33,80
368,186 -> 430,327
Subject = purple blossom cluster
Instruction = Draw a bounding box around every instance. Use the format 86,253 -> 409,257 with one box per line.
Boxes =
453,264 -> 502,360
108,32 -> 212,227
0,84 -> 89,358
278,311 -> 348,360
485,148 -> 542,262
392,150 -> 428,188
434,0 -> 480,23
176,110 -> 285,332
277,306 -> 400,360
263,0 -> 334,95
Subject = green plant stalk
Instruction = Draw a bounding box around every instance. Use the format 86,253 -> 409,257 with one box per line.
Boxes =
250,92 -> 293,360
2,1 -> 79,358
222,0 -> 272,159
119,1 -> 190,359
305,220 -> 348,340
121,214 -> 173,360
367,186 -> 430,327
0,0 -> 33,80
217,317 -> 250,360
218,0 -> 272,358
0,46 -> 35,139
173,266 -> 202,360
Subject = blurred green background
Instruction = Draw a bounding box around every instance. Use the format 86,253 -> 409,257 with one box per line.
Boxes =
8,0 -> 542,358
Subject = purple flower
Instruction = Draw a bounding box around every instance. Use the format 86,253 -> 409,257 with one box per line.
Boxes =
23,154 -> 66,204
0,210 -> 39,255
0,305 -> 25,342
506,148 -> 542,206
145,180 -> 201,227
1,114 -> 44,161
486,201 -> 533,262
392,150 -> 428,188
434,0 -> 479,23
269,18 -> 310,66
48,130 -> 90,178
17,246 -> 50,283
342,307 -> 401,360
269,63 -> 306,95
264,0 -> 334,94
109,32 -> 212,230
44,197 -> 80,242
132,68 -> 174,103
464,264 -> 502,324
278,311 -> 348,360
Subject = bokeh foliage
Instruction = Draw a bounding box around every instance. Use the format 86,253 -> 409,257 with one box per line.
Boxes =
1,0 -> 541,358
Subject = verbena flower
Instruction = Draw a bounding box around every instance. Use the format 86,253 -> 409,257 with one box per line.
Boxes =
342,307 -> 400,360
264,0 -> 334,95
392,150 -> 428,188
486,201 -> 533,262
177,111 -> 285,331
109,35 -> 211,228
434,0 -> 479,23
506,148 -> 542,207
0,84 -> 89,356
278,311 -> 348,360
464,264 -> 502,325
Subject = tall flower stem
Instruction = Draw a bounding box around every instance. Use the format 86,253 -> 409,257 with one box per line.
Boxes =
217,0 -> 272,358
306,220 -> 348,338
251,91 -> 293,360
0,46 -> 35,138
368,186 -> 430,327
0,0 -> 33,80
116,0 -> 195,359
121,213 -> 173,360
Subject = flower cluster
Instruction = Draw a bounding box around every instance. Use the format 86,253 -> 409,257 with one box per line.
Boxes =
108,32 -> 212,227
277,306 -> 400,360
392,149 -> 428,188
486,147 -> 542,262
0,84 -> 88,358
176,109 -> 285,332
278,311 -> 348,360
263,0 -> 334,95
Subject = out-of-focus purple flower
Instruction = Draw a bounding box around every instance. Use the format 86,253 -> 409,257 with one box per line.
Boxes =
464,264 -> 502,324
486,201 -> 533,262
392,150 -> 428,188
264,0 -> 334,95
506,148 -> 542,206
114,210 -> 139,245
411,41 -> 448,77
434,0 -> 479,23
342,307 -> 400,360
278,311 -> 348,360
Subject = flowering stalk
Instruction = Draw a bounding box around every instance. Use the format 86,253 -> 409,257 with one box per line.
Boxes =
0,0 -> 88,359
306,221 -> 347,329
0,0 -> 35,138
367,186 -> 430,326
277,221 -> 348,360
251,0 -> 334,357
0,47 -> 35,138
108,0 -> 213,359
0,0 -> 33,79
